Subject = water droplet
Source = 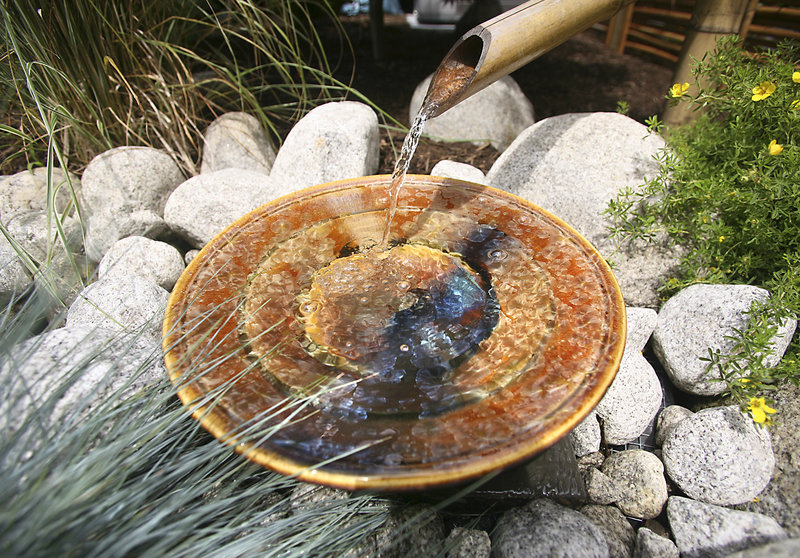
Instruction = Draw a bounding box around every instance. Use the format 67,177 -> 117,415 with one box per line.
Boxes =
397,280 -> 410,290
489,249 -> 507,261
299,301 -> 319,315
344,340 -> 354,349
399,344 -> 410,352
359,296 -> 370,304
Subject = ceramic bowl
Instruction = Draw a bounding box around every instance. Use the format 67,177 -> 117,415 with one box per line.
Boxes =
162,175 -> 625,491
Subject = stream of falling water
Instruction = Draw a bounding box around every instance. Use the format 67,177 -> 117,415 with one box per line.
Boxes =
380,103 -> 435,247
381,59 -> 476,246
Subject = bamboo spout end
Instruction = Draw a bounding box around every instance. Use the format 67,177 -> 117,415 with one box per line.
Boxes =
423,31 -> 487,118
421,0 -> 638,119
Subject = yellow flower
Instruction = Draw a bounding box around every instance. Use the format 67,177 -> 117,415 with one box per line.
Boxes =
752,81 -> 776,101
792,100 -> 800,110
670,82 -> 690,98
747,397 -> 777,424
768,139 -> 784,155
718,235 -> 726,242
793,71 -> 800,83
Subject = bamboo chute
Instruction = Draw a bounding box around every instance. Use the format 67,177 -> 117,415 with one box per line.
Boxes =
424,0 -> 637,117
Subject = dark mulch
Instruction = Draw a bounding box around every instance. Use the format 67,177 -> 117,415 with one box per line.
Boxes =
329,14 -> 675,175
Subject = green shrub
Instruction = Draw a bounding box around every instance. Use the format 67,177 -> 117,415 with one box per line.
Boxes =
606,37 -> 800,415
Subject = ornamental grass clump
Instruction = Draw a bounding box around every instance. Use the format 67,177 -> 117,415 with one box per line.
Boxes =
0,291 -> 480,556
0,0 -> 382,303
606,37 -> 800,414
0,0 -> 359,175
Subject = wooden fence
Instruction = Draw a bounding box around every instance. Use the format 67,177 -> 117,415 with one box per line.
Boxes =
596,0 -> 800,65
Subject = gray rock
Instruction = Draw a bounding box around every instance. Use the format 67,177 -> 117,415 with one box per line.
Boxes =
2,209 -> 83,261
580,504 -> 635,558
662,405 -> 774,506
0,167 -> 81,218
654,405 -> 693,447
398,506 -> 446,557
342,502 -> 445,558
270,101 -> 379,190
288,485 -> 447,557
601,449 -> 668,519
98,236 -> 185,290
200,111 -> 276,175
652,284 -> 796,396
625,307 -> 658,352
66,275 -> 169,344
633,528 -> 679,558
445,527 -> 491,558
381,504 -> 445,558
184,249 -> 199,265
0,326 -> 165,436
0,241 -> 32,304
577,451 -> 606,472
641,521 -> 671,541
724,538 -> 800,558
734,382 -> 800,536
85,209 -> 170,263
288,483 -> 350,514
596,307 -> 662,445
667,496 -> 786,558
81,146 -> 184,261
2,210 -> 89,307
570,410 -> 602,457
33,252 -> 89,310
492,498 -> 609,558
164,168 -> 278,248
430,160 -> 487,184
410,75 -> 534,152
486,112 -> 676,308
595,350 -> 662,445
585,467 -> 623,506
3,209 -> 89,312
